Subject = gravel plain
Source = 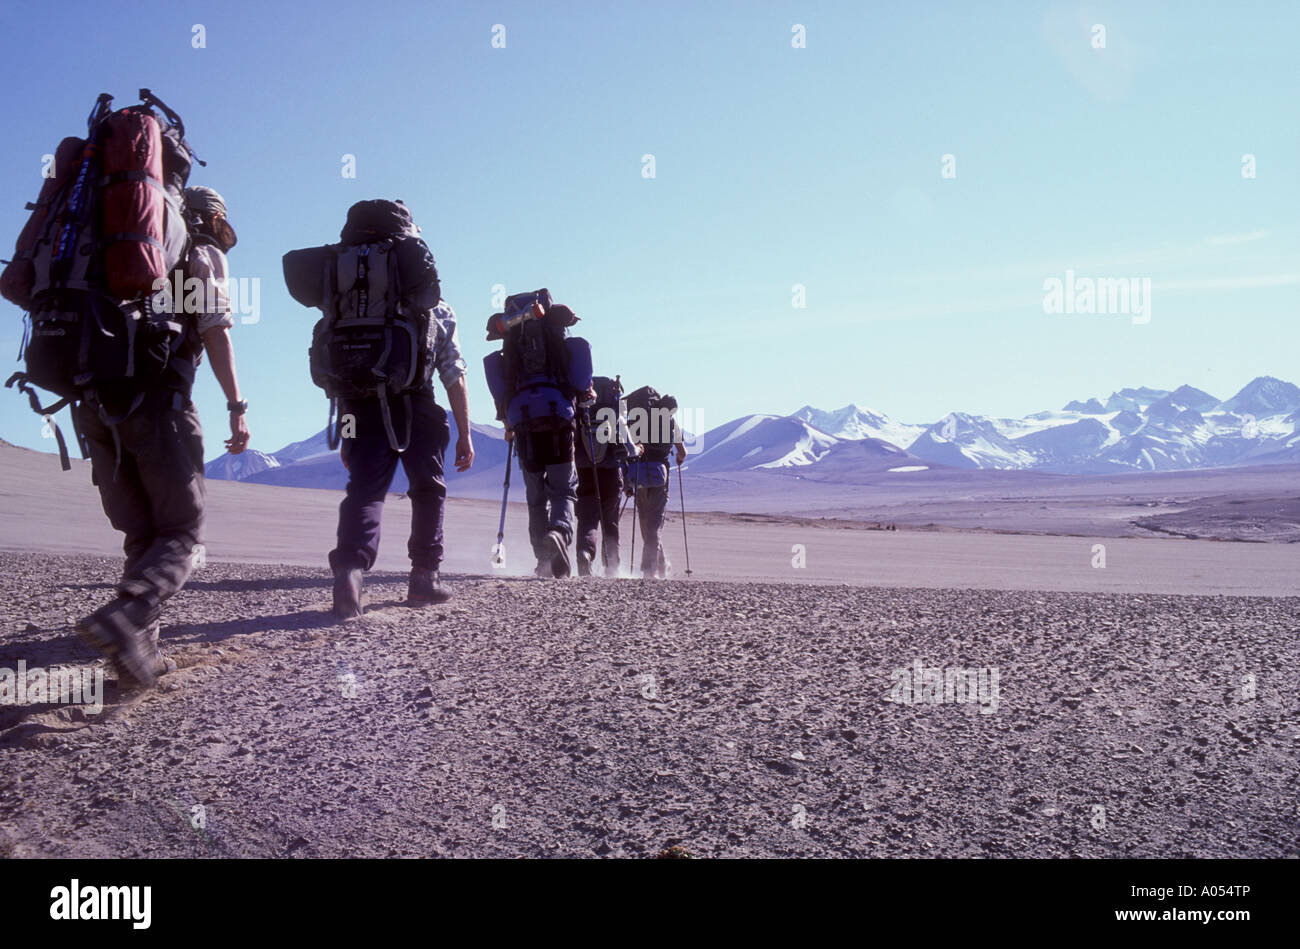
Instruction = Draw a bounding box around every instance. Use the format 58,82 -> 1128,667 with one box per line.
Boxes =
2,552 -> 1296,858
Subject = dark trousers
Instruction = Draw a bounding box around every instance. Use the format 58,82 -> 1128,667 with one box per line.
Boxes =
635,483 -> 670,576
330,387 -> 449,572
575,464 -> 622,572
517,425 -> 577,557
75,390 -> 205,607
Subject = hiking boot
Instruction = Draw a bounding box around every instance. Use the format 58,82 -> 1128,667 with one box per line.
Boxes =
75,594 -> 163,690
134,650 -> 178,686
576,550 -> 593,577
125,620 -> 177,689
333,567 -> 363,618
544,530 -> 571,578
408,567 -> 452,606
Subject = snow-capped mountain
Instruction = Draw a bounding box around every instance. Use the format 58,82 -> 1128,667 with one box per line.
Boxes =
206,376 -> 1300,485
206,421 -> 509,491
1215,377 -> 1300,418
1012,417 -> 1113,468
205,449 -> 281,481
780,380 -> 1298,475
790,436 -> 934,478
792,404 -> 926,450
687,415 -> 840,473
907,413 -> 1036,470
1150,385 -> 1219,415
1103,386 -> 1169,414
955,376 -> 1300,474
272,427 -> 337,464
816,376 -> 1300,475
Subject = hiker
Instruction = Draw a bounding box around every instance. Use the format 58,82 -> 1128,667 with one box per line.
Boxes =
623,385 -> 688,578
2,92 -> 246,689
574,374 -> 639,576
75,186 -> 249,685
483,291 -> 592,578
282,199 -> 473,617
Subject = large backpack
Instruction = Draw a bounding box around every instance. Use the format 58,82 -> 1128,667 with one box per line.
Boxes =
282,199 -> 441,452
2,90 -> 202,469
623,385 -> 678,463
482,289 -> 592,432
577,374 -> 625,467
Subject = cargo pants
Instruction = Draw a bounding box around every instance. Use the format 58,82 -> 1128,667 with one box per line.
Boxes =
330,386 -> 450,572
517,425 -> 577,560
575,464 -> 622,573
635,482 -> 670,577
74,389 -> 205,607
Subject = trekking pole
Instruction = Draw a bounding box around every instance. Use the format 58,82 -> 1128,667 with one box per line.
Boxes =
491,440 -> 514,569
582,405 -> 604,570
676,460 -> 693,576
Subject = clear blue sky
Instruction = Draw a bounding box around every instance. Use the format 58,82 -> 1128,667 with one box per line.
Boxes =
1,0 -> 1296,456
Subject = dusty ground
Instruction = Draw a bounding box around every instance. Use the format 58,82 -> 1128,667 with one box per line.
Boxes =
682,463 -> 1300,543
2,552 -> 1297,858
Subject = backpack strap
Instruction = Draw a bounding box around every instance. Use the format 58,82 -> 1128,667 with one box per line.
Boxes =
159,238 -> 204,393
75,303 -> 96,385
373,307 -> 395,385
372,324 -> 395,386
353,244 -> 372,319
548,325 -> 573,396
5,372 -> 73,470
380,240 -> 419,391
83,387 -> 146,482
68,403 -> 89,461
318,251 -> 340,388
97,170 -> 180,216
17,313 -> 30,361
323,249 -> 339,324
388,238 -> 403,315
377,390 -> 412,453
326,396 -> 341,451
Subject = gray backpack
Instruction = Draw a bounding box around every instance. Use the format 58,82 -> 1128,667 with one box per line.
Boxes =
283,200 -> 440,452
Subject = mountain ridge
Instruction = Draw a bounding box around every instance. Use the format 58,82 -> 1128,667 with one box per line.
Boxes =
205,376 -> 1300,486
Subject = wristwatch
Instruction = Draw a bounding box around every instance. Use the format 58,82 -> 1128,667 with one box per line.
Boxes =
227,399 -> 249,415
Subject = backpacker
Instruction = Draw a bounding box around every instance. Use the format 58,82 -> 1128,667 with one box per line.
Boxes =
623,385 -> 678,463
578,374 -> 625,467
2,90 -> 203,470
482,289 -> 592,432
283,199 -> 441,452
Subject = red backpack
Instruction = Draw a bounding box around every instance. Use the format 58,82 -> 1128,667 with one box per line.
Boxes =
2,90 -> 202,468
